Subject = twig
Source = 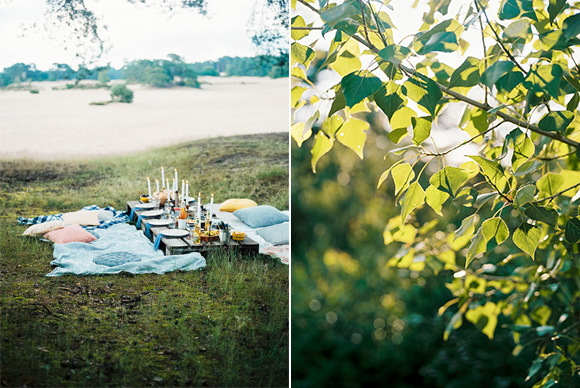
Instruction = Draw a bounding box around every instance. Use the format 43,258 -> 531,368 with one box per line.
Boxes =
357,0 -> 377,51
297,0 -> 319,14
474,0 -> 489,105
531,182 -> 580,204
292,26 -> 323,30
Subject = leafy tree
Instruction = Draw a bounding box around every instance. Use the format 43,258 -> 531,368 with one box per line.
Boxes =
292,1 -> 580,387
97,68 -> 110,84
110,84 -> 134,103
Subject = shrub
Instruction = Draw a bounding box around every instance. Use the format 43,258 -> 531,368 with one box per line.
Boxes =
110,84 -> 134,103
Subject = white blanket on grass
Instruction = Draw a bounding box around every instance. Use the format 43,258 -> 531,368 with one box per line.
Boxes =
47,223 -> 206,276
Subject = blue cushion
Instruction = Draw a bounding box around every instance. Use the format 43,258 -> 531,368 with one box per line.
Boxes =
256,222 -> 289,245
233,205 -> 288,228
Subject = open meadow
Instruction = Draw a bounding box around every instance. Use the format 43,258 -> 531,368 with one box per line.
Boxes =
0,76 -> 288,160
0,133 -> 289,387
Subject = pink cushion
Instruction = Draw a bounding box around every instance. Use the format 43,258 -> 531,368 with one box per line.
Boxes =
43,224 -> 98,244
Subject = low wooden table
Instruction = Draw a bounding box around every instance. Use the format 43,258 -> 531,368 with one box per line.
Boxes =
126,201 -> 259,256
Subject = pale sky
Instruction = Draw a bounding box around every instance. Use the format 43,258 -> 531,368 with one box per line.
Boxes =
0,0 -> 265,70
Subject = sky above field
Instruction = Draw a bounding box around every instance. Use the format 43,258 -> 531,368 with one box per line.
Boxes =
0,0 -> 263,70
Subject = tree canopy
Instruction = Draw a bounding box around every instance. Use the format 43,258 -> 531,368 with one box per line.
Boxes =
292,0 -> 580,386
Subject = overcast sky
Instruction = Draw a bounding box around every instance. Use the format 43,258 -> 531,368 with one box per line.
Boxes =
0,0 -> 263,70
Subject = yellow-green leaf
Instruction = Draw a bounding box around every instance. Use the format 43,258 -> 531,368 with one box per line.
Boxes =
336,118 -> 368,159
425,184 -> 449,216
538,111 -> 575,133
537,172 -> 564,196
411,116 -> 432,145
403,73 -> 442,116
429,166 -> 469,197
465,302 -> 500,340
391,163 -> 415,195
512,134 -> 535,172
513,223 -> 541,259
311,132 -> 334,173
400,182 -> 425,223
291,16 -> 309,40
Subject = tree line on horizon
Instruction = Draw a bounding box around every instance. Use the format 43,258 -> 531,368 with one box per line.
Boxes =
0,53 -> 288,88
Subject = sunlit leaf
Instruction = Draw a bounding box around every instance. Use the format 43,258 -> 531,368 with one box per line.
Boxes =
378,44 -> 411,67
291,86 -> 306,108
400,182 -> 425,223
387,128 -> 408,144
320,0 -> 359,25
374,86 -> 404,120
311,132 -> 334,173
429,166 -> 469,197
465,302 -> 501,340
513,223 -> 541,259
414,19 -> 463,54
291,16 -> 310,40
481,61 -> 515,88
291,42 -> 315,69
538,111 -> 575,133
499,0 -> 538,22
524,64 -> 563,97
468,155 -> 507,191
548,0 -> 566,24
411,116 -> 432,145
291,122 -> 311,147
336,118 -> 369,159
331,50 -> 363,77
329,86 -> 346,116
321,115 -> 344,137
403,73 -> 442,116
341,70 -> 383,107
567,93 -> 579,112
390,106 -> 417,130
481,217 -> 509,245
448,57 -> 480,89
512,134 -> 535,172
514,184 -> 536,208
537,172 -> 564,196
391,163 -> 415,195
425,184 -> 449,216
466,227 -> 486,265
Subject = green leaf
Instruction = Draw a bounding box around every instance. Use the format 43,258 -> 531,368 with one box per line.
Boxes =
468,156 -> 507,191
511,134 -> 534,173
523,203 -> 558,227
400,182 -> 425,223
514,184 -> 536,208
496,70 -> 524,92
321,115 -> 344,137
429,166 -> 469,197
460,108 -> 488,138
341,71 -> 383,107
425,185 -> 449,216
563,13 -> 580,41
336,118 -> 368,159
390,106 -> 416,130
291,122 -> 311,148
465,302 -> 500,340
311,132 -> 334,173
448,57 -> 480,89
411,116 -> 432,145
414,20 -> 463,54
513,223 -> 541,259
332,50 -> 363,77
291,16 -> 310,40
567,93 -> 579,112
524,64 -> 563,97
329,86 -> 346,117
374,86 -> 404,120
391,163 -> 415,195
320,0 -> 359,24
378,45 -> 411,67
503,19 -> 531,42
454,214 -> 479,241
548,0 -> 566,24
538,111 -> 575,133
481,217 -> 510,246
466,227 -> 486,266
403,73 -> 442,116
565,217 -> 580,243
444,311 -> 462,341
291,42 -> 315,69
531,305 -> 551,326
387,128 -> 408,144
480,61 -> 515,88
537,172 -> 564,196
499,0 -> 537,22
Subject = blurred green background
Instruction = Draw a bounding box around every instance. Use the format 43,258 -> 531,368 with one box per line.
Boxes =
291,122 -> 536,387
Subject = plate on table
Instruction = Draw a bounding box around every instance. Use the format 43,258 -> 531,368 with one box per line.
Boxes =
147,219 -> 172,227
161,229 -> 189,238
141,209 -> 164,217
135,203 -> 155,209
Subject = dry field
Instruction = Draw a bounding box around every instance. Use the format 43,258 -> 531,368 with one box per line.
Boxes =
0,76 -> 289,160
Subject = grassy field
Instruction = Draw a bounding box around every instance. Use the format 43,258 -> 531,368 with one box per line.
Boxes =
0,133 -> 289,387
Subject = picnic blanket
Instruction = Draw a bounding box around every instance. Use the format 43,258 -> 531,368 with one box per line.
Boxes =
18,205 -> 128,230
214,206 -> 289,265
47,223 -> 206,276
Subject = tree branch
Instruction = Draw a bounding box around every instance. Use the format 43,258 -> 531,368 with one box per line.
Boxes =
531,182 -> 580,204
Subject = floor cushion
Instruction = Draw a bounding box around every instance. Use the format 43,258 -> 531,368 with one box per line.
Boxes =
256,222 -> 289,245
22,220 -> 69,236
219,198 -> 258,212
44,224 -> 98,244
233,205 -> 288,228
62,210 -> 101,226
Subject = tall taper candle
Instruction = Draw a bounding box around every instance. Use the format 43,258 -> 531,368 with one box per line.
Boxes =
161,167 -> 165,187
197,192 -> 201,219
155,179 -> 159,193
181,180 -> 185,202
209,193 -> 214,219
147,177 -> 151,197
185,181 -> 189,199
174,169 -> 178,191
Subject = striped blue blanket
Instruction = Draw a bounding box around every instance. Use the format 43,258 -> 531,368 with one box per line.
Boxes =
17,205 -> 128,230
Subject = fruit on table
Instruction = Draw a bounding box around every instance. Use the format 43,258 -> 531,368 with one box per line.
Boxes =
232,231 -> 245,241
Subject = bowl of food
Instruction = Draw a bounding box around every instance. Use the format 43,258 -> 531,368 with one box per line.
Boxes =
231,231 -> 245,241
200,230 -> 220,242
140,194 -> 150,203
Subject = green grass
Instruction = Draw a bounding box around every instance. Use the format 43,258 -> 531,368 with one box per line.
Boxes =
0,132 -> 289,387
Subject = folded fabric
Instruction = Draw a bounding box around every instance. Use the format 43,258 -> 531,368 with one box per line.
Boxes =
62,210 -> 101,226
18,205 -> 128,230
44,224 -> 98,244
48,224 -> 205,276
255,222 -> 289,246
23,220 -> 69,236
219,198 -> 258,212
233,205 -> 289,228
